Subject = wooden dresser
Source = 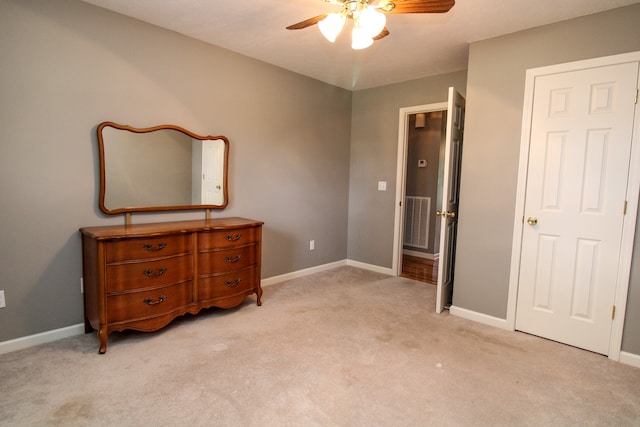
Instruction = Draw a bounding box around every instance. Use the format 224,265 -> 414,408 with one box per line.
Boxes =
80,217 -> 263,353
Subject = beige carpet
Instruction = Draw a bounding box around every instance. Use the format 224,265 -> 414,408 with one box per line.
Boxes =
1,266 -> 639,426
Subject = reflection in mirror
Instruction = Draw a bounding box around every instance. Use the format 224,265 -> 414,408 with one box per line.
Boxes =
98,122 -> 229,214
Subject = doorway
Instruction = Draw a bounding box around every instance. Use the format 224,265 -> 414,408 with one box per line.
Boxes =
399,110 -> 447,285
393,87 -> 466,313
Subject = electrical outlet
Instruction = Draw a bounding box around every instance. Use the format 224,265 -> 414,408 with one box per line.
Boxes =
310,240 -> 315,251
0,290 -> 6,308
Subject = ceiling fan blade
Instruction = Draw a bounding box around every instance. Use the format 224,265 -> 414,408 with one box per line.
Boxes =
286,14 -> 329,30
382,0 -> 455,14
373,27 -> 390,41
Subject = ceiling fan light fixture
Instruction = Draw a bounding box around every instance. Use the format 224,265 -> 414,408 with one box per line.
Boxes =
318,12 -> 346,43
351,26 -> 374,50
286,0 -> 456,49
358,7 -> 386,39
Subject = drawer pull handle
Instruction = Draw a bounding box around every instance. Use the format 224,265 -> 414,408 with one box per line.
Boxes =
143,294 -> 167,306
143,242 -> 167,252
225,278 -> 242,287
225,234 -> 242,242
143,267 -> 167,278
225,255 -> 242,263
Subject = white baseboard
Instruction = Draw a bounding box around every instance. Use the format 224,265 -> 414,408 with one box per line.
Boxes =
449,305 -> 512,330
0,260 -> 390,355
619,351 -> 640,369
0,323 -> 85,355
262,259 -> 393,288
261,260 -> 348,287
346,259 -> 394,276
5,265 -> 639,369
403,249 -> 439,260
450,306 -> 640,368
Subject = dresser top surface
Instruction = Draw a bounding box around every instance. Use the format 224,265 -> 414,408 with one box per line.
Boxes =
80,217 -> 263,240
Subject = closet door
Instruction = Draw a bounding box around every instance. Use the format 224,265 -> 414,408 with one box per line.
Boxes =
515,60 -> 639,355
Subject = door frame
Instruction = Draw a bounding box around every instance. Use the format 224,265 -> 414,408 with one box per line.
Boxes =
392,101 -> 447,276
506,51 -> 640,361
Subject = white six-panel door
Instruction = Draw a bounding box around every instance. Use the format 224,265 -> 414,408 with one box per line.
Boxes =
515,61 -> 639,355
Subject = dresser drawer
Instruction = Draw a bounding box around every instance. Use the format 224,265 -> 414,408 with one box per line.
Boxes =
106,235 -> 192,263
106,282 -> 192,323
198,227 -> 258,250
198,268 -> 256,301
106,255 -> 193,293
198,246 -> 256,275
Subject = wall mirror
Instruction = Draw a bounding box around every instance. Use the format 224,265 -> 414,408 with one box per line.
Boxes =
98,122 -> 229,215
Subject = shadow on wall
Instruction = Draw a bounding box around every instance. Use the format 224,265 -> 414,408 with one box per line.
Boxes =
27,234 -> 85,336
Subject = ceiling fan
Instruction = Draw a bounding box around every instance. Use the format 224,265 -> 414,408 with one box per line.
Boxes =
286,0 -> 455,50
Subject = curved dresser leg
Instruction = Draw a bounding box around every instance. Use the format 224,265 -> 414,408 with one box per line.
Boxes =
256,285 -> 263,306
98,326 -> 108,354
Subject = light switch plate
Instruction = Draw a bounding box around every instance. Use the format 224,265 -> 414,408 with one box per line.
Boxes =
0,290 -> 5,308
378,181 -> 387,191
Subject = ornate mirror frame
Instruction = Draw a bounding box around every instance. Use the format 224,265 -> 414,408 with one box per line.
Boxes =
97,122 -> 229,215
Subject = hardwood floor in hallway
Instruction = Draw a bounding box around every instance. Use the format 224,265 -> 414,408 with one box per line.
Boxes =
400,255 -> 438,285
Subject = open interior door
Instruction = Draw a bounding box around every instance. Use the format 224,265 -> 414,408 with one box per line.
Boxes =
436,87 -> 465,313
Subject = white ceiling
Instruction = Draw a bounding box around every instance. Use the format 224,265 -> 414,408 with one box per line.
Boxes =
80,0 -> 640,90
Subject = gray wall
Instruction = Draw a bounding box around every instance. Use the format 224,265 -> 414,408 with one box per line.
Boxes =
0,0 -> 351,342
625,211 -> 640,354
348,71 -> 468,266
452,4 -> 640,353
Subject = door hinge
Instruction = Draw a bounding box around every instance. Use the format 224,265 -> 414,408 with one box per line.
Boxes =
623,200 -> 628,215
612,305 -> 616,320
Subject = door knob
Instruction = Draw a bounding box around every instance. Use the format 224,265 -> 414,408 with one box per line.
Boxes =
527,217 -> 538,226
436,211 -> 456,218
